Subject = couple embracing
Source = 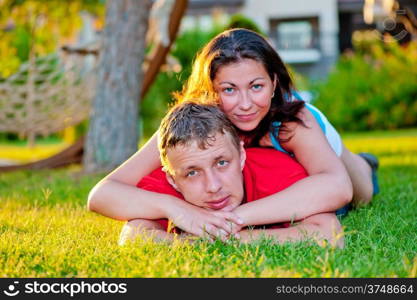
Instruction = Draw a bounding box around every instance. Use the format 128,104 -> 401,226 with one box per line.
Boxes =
88,29 -> 379,248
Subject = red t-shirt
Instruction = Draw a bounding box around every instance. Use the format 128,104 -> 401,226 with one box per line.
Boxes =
136,147 -> 307,231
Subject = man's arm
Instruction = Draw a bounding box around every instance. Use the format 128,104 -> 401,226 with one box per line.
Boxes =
237,213 -> 344,248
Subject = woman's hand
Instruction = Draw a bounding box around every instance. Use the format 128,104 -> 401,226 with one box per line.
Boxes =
165,198 -> 244,241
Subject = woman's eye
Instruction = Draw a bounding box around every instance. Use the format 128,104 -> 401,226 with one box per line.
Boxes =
218,160 -> 229,167
223,87 -> 234,94
252,84 -> 263,91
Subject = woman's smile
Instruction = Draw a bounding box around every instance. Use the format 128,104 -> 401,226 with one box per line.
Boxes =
235,111 -> 258,122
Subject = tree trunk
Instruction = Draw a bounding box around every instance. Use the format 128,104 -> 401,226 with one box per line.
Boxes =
83,0 -> 151,173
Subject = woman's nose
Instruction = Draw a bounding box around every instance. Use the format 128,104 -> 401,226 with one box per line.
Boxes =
238,91 -> 253,111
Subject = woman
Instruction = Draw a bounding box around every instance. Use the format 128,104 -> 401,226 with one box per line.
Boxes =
88,28 -> 378,238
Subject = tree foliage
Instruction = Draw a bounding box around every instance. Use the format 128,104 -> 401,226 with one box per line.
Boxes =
0,0 -> 104,77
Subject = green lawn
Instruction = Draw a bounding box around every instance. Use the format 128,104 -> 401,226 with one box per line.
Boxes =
0,129 -> 416,277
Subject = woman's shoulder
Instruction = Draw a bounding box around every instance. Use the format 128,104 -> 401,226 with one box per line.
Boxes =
295,105 -> 316,127
278,106 -> 312,137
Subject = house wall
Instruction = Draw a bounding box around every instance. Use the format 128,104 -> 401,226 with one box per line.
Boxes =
241,0 -> 340,79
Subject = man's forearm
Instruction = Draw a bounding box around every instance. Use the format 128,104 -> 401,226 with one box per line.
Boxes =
118,219 -> 188,245
238,214 -> 344,248
239,225 -> 318,243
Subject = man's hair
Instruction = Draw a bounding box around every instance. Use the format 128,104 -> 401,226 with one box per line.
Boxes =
158,101 -> 241,173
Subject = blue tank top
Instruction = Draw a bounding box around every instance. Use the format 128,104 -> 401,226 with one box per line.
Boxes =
269,91 -> 326,155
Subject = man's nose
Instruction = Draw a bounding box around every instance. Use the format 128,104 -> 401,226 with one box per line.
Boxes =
238,91 -> 253,111
205,171 -> 222,194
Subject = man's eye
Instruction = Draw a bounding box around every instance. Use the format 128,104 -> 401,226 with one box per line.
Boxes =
218,160 -> 229,167
186,170 -> 197,177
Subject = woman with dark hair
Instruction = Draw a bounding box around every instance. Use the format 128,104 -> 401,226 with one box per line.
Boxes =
175,28 -> 379,214
87,28 -> 379,238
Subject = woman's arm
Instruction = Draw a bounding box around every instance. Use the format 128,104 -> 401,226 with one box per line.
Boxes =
234,107 -> 353,225
87,132 -> 169,220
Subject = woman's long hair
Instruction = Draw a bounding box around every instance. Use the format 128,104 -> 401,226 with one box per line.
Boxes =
174,28 -> 305,146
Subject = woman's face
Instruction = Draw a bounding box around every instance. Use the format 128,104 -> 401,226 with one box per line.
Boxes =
213,58 -> 276,132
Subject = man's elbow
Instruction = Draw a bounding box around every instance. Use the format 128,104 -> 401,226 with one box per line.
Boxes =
311,213 -> 345,249
87,184 -> 103,212
87,191 -> 96,212
325,215 -> 345,249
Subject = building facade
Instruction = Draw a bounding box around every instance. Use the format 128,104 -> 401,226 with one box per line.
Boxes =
185,0 -> 417,79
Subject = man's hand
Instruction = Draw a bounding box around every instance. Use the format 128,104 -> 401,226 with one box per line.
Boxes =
165,198 -> 244,241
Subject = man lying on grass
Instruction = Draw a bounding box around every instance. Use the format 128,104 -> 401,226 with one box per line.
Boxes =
119,101 -> 344,248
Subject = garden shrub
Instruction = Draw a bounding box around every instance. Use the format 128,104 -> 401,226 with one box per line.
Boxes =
226,14 -> 265,35
312,31 -> 417,131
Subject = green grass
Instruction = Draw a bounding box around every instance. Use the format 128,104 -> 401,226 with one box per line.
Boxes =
1,130 -> 416,277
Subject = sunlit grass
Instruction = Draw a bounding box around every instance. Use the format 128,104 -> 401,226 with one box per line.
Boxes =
0,129 -> 416,277
344,136 -> 417,158
343,133 -> 417,166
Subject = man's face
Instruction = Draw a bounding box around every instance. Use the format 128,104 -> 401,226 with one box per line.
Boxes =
165,132 -> 246,212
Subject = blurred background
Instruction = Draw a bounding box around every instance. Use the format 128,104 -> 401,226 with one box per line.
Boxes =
0,0 -> 416,168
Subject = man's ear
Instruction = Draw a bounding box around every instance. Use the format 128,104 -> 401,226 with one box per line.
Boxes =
164,169 -> 180,192
239,141 -> 246,171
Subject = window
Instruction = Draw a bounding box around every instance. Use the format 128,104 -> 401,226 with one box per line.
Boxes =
270,17 -> 319,50
277,21 -> 313,49
269,17 -> 321,63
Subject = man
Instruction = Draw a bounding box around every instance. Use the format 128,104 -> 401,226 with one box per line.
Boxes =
119,102 -> 343,247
